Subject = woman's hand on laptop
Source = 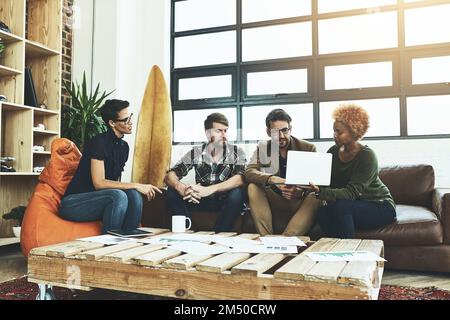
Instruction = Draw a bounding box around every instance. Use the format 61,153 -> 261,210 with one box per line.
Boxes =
303,182 -> 320,194
280,186 -> 304,200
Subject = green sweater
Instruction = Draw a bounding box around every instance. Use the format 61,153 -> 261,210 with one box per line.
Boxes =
319,145 -> 395,209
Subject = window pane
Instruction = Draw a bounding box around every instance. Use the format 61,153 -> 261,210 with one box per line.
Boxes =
319,11 -> 397,54
175,0 -> 235,32
175,31 -> 236,68
242,104 -> 314,141
243,22 -> 312,61
318,0 -> 396,14
242,0 -> 311,23
325,61 -> 392,90
407,95 -> 450,135
179,75 -> 232,100
405,4 -> 450,46
320,98 -> 400,138
412,56 -> 450,85
174,108 -> 237,143
247,69 -> 308,96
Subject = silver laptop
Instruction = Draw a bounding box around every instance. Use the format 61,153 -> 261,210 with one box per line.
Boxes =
284,151 -> 332,186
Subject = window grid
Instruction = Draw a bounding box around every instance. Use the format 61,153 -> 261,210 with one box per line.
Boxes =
171,0 -> 450,144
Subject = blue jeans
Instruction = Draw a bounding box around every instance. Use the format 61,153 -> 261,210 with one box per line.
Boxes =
60,189 -> 143,234
166,187 -> 245,232
316,199 -> 396,239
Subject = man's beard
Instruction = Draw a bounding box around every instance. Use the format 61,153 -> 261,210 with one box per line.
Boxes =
210,136 -> 227,146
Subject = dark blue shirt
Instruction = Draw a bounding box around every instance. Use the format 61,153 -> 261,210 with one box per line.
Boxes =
64,129 -> 129,196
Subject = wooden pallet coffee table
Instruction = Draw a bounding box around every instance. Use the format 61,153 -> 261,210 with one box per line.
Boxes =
27,229 -> 384,300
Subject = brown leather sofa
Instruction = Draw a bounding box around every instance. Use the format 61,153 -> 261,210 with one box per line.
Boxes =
141,165 -> 450,273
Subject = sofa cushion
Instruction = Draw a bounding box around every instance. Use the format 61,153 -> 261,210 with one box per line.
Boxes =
356,205 -> 443,246
379,165 -> 434,208
395,204 -> 439,224
39,138 -> 82,197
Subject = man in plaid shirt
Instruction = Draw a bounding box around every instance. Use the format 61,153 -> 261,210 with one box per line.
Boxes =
165,113 -> 247,232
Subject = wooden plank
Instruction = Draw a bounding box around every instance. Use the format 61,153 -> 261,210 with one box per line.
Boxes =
30,241 -> 102,257
28,255 -> 373,300
196,252 -> 252,273
231,253 -> 285,276
338,240 -> 384,287
303,239 -> 362,283
273,238 -> 341,281
46,241 -> 106,258
163,253 -> 214,270
273,255 -> 316,281
160,231 -> 240,270
131,248 -> 181,267
357,239 -> 384,267
305,237 -> 341,252
80,242 -> 143,261
102,244 -> 166,263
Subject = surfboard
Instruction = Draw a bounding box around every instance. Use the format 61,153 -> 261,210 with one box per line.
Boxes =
132,65 -> 172,187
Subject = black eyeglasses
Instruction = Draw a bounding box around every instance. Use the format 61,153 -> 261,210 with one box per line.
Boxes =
115,113 -> 133,125
271,127 -> 291,134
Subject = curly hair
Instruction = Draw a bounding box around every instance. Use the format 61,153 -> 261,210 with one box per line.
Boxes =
332,103 -> 370,140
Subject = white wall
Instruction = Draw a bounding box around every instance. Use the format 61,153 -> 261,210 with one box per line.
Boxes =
73,0 -> 171,181
72,0 -> 94,85
73,0 -> 450,187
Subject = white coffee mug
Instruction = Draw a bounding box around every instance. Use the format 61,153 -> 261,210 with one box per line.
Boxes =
172,215 -> 192,233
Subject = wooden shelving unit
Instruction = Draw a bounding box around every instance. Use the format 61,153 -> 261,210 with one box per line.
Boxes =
0,0 -> 62,241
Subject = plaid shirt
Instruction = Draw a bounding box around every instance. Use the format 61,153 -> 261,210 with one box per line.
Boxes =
170,143 -> 247,186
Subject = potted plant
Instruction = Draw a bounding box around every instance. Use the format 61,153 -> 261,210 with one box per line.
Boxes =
62,72 -> 114,151
2,206 -> 26,237
0,38 -> 6,57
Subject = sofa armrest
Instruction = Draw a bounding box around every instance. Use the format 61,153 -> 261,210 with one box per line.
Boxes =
432,188 -> 450,244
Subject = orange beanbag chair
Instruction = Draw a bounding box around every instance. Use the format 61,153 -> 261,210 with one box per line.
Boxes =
21,138 -> 102,257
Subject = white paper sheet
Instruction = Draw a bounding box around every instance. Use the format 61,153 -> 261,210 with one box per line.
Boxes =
213,236 -> 261,248
169,242 -> 231,256
77,235 -> 137,245
138,233 -> 213,245
259,236 -> 306,247
305,251 -> 386,262
230,244 -> 298,254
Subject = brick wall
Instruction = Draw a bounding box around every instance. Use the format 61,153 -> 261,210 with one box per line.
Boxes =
62,0 -> 74,109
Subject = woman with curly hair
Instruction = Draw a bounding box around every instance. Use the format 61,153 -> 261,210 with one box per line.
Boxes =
308,103 -> 396,238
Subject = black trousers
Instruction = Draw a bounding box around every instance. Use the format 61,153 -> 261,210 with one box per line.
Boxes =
165,186 -> 245,232
316,199 -> 396,239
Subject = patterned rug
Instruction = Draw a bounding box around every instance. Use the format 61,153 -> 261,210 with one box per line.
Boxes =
1,276 -> 449,300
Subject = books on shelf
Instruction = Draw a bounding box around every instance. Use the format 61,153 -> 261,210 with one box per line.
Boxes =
24,67 -> 38,107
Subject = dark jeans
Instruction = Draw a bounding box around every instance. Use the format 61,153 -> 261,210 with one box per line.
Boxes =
166,187 -> 245,232
316,199 -> 396,239
60,189 -> 143,234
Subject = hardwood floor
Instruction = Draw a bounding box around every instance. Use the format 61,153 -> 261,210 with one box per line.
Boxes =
382,270 -> 450,291
1,243 -> 450,294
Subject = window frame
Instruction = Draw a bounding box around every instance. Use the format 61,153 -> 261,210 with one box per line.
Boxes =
171,0 -> 450,145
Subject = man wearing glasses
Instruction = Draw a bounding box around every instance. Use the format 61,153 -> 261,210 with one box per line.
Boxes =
60,99 -> 162,234
245,109 -> 320,236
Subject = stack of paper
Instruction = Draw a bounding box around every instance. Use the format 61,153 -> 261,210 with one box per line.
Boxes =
305,251 -> 386,262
